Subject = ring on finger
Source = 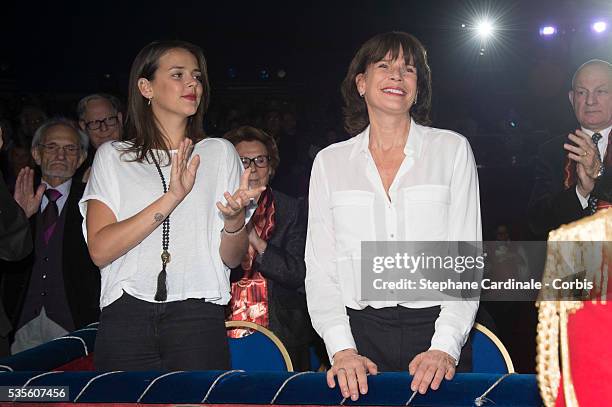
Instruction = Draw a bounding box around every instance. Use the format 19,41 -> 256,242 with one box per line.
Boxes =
582,151 -> 588,157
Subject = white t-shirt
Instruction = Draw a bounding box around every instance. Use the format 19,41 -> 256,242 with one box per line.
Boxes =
79,138 -> 245,308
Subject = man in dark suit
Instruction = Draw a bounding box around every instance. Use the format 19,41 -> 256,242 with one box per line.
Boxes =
0,127 -> 32,262
0,128 -> 33,357
528,60 -> 612,239
2,118 -> 100,353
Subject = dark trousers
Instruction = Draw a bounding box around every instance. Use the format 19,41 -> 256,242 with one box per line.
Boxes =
286,344 -> 311,371
95,292 -> 230,371
347,306 -> 472,372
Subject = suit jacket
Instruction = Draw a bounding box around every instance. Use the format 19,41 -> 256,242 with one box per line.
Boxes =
528,133 -> 612,240
0,180 -> 100,332
591,171 -> 612,203
0,171 -> 32,338
230,190 -> 312,350
0,170 -> 32,262
528,134 -> 589,239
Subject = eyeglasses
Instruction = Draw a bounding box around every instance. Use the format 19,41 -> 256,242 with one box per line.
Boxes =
38,143 -> 81,156
84,116 -> 119,131
240,155 -> 270,169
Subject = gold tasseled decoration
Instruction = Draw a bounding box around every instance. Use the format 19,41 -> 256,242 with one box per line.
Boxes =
536,208 -> 612,407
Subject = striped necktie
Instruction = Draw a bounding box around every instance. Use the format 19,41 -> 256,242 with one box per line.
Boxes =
587,133 -> 603,215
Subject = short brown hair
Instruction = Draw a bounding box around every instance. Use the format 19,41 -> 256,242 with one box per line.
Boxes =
341,31 -> 432,136
223,125 -> 280,179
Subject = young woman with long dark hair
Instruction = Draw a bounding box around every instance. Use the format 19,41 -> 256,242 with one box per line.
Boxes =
80,40 -> 263,370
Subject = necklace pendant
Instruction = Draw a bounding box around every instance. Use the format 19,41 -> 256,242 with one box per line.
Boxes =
161,250 -> 171,264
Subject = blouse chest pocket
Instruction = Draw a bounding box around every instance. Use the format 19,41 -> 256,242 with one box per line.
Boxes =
330,190 -> 375,255
402,185 -> 450,240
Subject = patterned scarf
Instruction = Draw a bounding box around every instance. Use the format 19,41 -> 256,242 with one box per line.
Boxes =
228,188 -> 276,337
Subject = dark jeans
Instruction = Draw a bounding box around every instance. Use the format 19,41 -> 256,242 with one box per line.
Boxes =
286,344 -> 311,371
347,306 -> 472,372
95,292 -> 230,371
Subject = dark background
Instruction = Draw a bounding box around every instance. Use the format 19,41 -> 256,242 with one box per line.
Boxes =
2,0 -> 611,134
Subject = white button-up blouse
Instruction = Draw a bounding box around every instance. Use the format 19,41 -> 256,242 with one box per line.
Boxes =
305,120 -> 482,364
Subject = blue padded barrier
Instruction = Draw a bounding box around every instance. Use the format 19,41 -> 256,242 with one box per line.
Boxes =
206,371 -> 300,404
0,327 -> 97,372
22,371 -> 102,402
0,371 -> 42,386
0,371 -> 542,406
137,370 -> 238,404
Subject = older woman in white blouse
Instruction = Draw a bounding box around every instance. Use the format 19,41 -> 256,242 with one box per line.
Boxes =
305,32 -> 481,399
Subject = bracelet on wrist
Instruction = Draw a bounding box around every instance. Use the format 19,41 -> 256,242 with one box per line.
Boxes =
222,222 -> 246,235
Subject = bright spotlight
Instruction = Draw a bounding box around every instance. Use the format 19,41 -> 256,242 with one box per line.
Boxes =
475,20 -> 495,39
459,5 -> 510,60
592,21 -> 607,33
539,25 -> 557,36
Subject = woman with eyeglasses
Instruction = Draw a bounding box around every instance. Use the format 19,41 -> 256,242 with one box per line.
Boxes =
224,125 -> 312,371
79,41 -> 262,370
305,32 -> 481,399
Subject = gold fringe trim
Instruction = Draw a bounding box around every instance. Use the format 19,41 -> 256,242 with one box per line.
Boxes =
536,208 -> 612,407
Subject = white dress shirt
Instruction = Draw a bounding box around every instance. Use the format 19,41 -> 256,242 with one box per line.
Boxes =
576,125 -> 612,208
305,120 -> 482,364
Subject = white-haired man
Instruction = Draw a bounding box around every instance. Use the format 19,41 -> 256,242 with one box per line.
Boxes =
529,59 -> 612,238
4,118 -> 100,353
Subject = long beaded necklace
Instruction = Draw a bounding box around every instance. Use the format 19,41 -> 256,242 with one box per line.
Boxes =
152,154 -> 170,301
